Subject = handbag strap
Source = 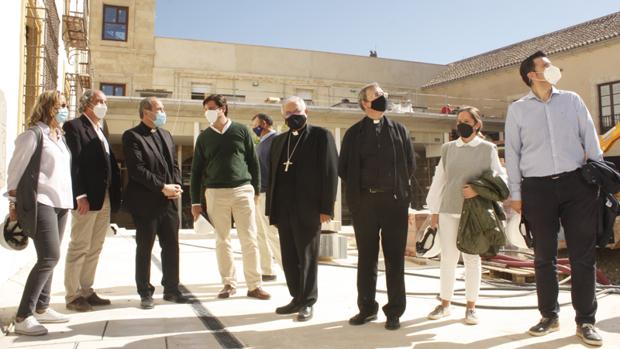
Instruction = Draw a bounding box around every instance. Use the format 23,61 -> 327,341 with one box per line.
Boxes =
28,126 -> 44,192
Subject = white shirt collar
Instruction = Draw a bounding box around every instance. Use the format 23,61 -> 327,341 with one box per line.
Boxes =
260,130 -> 276,142
524,86 -> 560,101
83,114 -> 102,131
210,118 -> 232,135
456,136 -> 482,147
36,121 -> 62,138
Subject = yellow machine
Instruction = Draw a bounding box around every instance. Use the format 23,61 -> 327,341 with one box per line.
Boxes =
600,123 -> 620,153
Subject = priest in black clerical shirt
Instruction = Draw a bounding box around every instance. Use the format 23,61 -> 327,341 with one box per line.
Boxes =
265,96 -> 338,322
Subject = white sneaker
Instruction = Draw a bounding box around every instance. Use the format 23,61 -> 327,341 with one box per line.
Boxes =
14,316 -> 48,336
427,305 -> 451,320
464,308 -> 479,325
34,308 -> 70,323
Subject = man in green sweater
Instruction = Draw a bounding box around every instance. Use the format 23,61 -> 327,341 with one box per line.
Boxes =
190,94 -> 270,300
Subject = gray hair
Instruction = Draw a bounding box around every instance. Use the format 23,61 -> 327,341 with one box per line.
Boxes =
78,89 -> 96,114
139,97 -> 158,119
358,82 -> 381,111
281,96 -> 307,115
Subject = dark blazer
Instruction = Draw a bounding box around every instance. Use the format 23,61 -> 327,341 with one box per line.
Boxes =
122,122 -> 181,217
266,125 -> 338,228
339,116 -> 416,213
63,115 -> 121,212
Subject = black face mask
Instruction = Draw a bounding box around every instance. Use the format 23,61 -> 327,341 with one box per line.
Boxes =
286,114 -> 307,130
456,122 -> 475,138
370,95 -> 387,112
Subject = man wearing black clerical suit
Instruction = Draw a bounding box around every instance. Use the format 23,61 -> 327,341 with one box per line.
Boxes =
340,82 -> 416,331
266,96 -> 338,322
122,97 -> 189,309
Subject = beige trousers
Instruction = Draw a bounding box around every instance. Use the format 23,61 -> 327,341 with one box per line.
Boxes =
64,194 -> 110,303
206,184 -> 261,290
255,192 -> 281,275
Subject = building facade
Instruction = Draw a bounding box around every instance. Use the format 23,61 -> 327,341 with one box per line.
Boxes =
87,0 -> 511,228
423,12 -> 620,157
0,0 -> 92,285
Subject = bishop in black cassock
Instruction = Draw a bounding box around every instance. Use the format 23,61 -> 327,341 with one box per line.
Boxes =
265,97 -> 338,322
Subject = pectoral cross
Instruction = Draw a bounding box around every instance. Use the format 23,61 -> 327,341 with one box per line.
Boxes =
283,160 -> 293,172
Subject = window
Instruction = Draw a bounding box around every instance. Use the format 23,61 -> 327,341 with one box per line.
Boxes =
101,83 -> 126,96
102,5 -> 128,41
599,81 -> 620,133
191,84 -> 211,100
220,94 -> 246,102
296,88 -> 313,105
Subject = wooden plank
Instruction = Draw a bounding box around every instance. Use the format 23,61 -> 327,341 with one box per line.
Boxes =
483,264 -> 534,276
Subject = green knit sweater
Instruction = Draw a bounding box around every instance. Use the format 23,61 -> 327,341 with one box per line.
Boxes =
190,121 -> 259,204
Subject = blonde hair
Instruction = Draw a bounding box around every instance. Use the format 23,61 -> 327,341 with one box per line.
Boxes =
28,90 -> 63,127
457,105 -> 485,138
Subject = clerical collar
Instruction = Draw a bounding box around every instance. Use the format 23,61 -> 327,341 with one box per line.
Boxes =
141,121 -> 157,133
366,116 -> 384,125
290,125 -> 307,136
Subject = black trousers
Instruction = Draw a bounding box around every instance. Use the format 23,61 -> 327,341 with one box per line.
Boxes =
277,205 -> 321,307
132,202 -> 180,298
17,204 -> 68,318
522,171 -> 598,325
352,191 -> 408,318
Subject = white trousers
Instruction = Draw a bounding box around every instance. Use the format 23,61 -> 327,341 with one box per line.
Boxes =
439,213 -> 481,302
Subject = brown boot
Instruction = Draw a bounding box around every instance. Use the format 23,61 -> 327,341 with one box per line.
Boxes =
66,297 -> 92,312
217,285 -> 236,299
247,287 -> 271,300
86,293 -> 111,306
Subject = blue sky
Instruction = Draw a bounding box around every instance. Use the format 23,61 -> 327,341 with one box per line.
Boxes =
155,0 -> 620,64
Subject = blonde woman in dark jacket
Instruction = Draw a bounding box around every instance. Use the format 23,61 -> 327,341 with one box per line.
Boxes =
6,91 -> 73,335
425,106 -> 507,325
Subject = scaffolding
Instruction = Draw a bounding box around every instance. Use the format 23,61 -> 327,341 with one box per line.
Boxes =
63,0 -> 91,117
22,0 -> 60,127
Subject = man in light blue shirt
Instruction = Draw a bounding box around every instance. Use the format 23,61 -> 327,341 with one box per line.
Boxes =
505,51 -> 603,346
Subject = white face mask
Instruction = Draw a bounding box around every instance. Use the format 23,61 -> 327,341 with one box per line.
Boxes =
205,110 -> 219,124
543,65 -> 562,85
93,103 -> 107,119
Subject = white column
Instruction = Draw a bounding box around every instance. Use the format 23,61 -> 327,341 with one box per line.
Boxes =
334,127 -> 342,226
177,145 -> 183,225
193,121 -> 200,146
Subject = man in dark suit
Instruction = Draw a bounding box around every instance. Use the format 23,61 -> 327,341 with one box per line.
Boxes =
63,89 -> 121,312
122,96 -> 188,309
266,96 -> 338,322
339,82 -> 416,331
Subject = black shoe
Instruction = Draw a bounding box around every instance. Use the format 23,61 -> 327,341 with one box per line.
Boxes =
262,274 -> 277,282
163,292 -> 190,304
140,296 -> 154,310
385,317 -> 400,331
349,312 -> 378,325
276,301 -> 302,315
576,323 -> 603,346
297,306 -> 313,322
528,317 -> 559,336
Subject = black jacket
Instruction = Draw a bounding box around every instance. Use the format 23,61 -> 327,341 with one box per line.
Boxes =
266,125 -> 338,228
63,115 -> 121,212
581,159 -> 620,247
122,122 -> 181,217
338,116 -> 416,213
